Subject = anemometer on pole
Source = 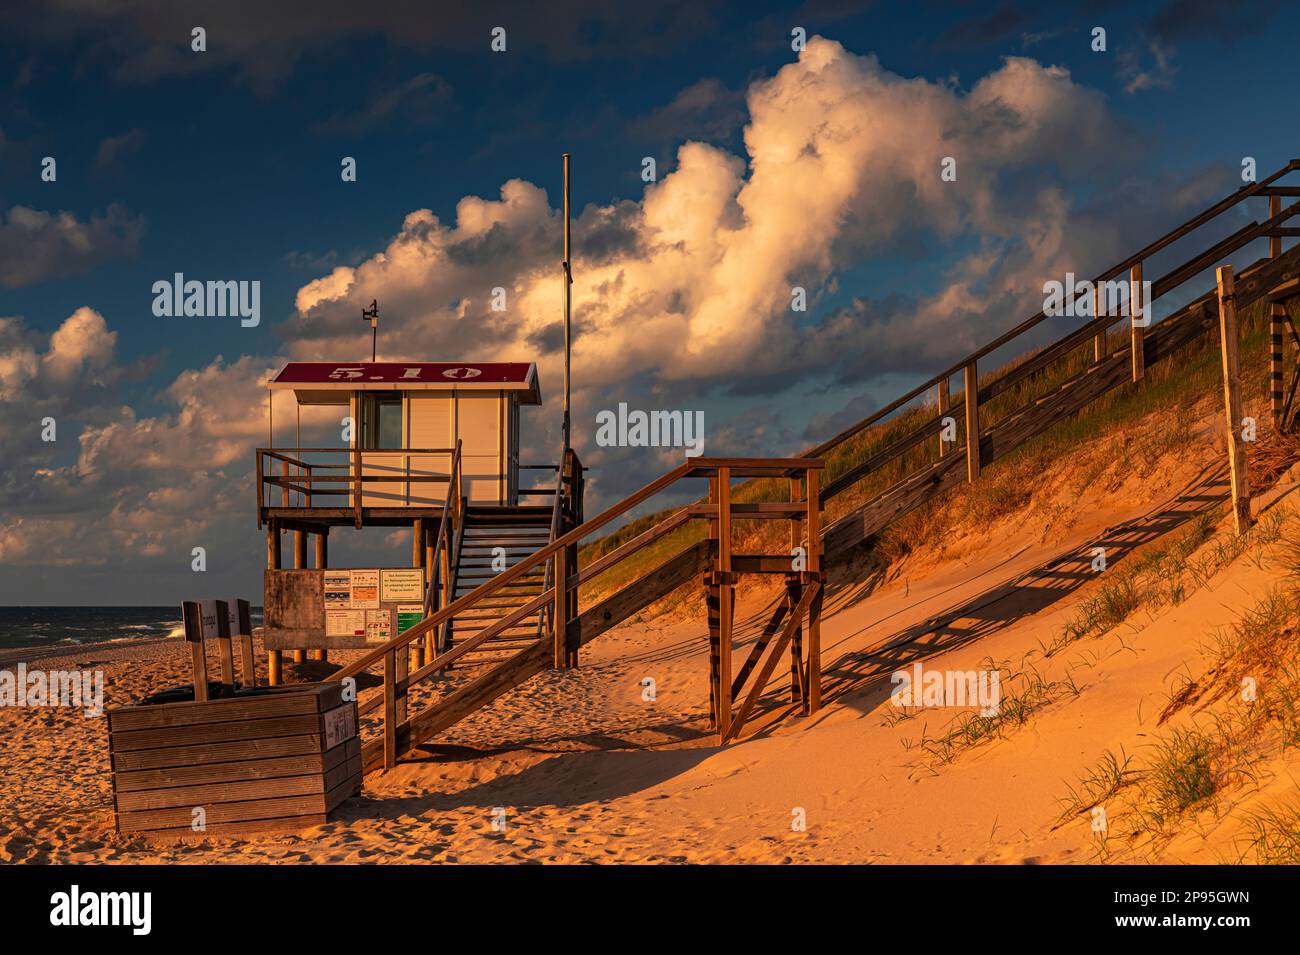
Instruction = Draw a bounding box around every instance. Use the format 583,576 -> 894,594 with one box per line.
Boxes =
362,299 -> 379,361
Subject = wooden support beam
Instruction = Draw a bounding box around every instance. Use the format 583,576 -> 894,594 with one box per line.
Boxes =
292,530 -> 306,666
731,597 -> 790,699
788,476 -> 804,703
1216,265 -> 1252,535
716,467 -> 733,742
1272,195 -> 1286,429
411,518 -> 425,670
805,468 -> 823,715
1131,260 -> 1146,382
963,361 -> 980,482
266,521 -> 282,686
383,649 -> 397,771
937,378 -> 950,457
552,546 -> 569,669
1093,284 -> 1107,363
724,583 -> 820,742
315,531 -> 328,663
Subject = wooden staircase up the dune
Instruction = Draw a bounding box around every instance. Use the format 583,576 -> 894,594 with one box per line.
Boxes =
446,506 -> 553,667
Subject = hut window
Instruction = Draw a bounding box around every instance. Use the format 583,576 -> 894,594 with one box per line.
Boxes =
361,393 -> 403,450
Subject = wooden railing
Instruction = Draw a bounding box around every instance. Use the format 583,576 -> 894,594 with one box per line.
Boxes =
330,456 -> 822,771
421,440 -> 462,625
806,159 -> 1300,551
255,446 -> 459,527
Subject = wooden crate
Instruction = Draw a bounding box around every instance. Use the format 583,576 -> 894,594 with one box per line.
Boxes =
107,683 -> 361,840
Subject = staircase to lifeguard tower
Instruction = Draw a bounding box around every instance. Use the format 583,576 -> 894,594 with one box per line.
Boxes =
446,506 -> 553,666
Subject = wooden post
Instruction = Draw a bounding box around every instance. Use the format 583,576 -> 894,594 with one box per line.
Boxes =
1271,195 -> 1285,429
205,599 -> 236,686
937,378 -> 950,457
788,476 -> 804,702
314,531 -> 328,663
292,530 -> 307,665
805,467 -> 823,715
424,523 -> 437,663
715,467 -> 733,742
266,521 -> 282,686
1216,265 -> 1251,535
411,518 -> 425,670
565,541 -> 579,668
383,649 -> 397,771
552,546 -> 568,669
228,598 -> 256,688
706,475 -> 720,730
1130,261 -> 1146,382
1093,283 -> 1107,363
181,601 -> 209,702
963,361 -> 980,482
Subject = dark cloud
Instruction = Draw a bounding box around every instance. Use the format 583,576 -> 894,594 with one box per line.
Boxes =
1,0 -> 718,90
628,78 -> 747,146
0,203 -> 142,288
1148,0 -> 1281,43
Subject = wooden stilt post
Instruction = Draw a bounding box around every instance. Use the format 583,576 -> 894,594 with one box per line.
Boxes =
1093,283 -> 1107,363
706,475 -> 721,730
1271,195 -> 1286,429
411,518 -> 425,670
315,531 -> 328,663
1216,265 -> 1251,535
291,535 -> 305,670
266,521 -> 282,686
963,361 -> 980,482
424,522 -> 437,663
805,467 -> 823,715
552,544 -> 569,669
937,378 -> 950,457
716,467 -> 733,742
1131,261 -> 1146,382
788,476 -> 804,702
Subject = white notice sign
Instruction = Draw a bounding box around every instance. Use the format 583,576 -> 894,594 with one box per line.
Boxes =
380,568 -> 424,603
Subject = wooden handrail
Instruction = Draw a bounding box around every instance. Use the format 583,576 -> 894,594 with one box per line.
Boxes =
802,158 -> 1300,459
424,440 -> 461,616
331,457 -> 819,683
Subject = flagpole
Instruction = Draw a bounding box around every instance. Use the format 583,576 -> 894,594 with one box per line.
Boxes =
562,152 -> 572,454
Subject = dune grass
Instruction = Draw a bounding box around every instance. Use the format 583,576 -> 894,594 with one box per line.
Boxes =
576,293 -> 1274,614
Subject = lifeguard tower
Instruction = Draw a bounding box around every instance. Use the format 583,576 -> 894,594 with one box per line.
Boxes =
256,360 -> 584,686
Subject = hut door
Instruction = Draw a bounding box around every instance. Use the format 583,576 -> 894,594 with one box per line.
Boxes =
457,393 -> 503,504
357,392 -> 405,506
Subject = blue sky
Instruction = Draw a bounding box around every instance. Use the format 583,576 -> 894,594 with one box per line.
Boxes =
0,0 -> 1294,603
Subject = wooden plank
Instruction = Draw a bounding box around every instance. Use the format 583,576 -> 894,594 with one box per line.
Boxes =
107,688 -> 326,733
115,740 -> 358,793
137,813 -> 330,842
117,793 -> 337,833
731,598 -> 790,698
116,772 -> 332,813
1217,265 -> 1252,534
111,713 -> 325,753
805,468 -> 823,715
111,734 -> 327,774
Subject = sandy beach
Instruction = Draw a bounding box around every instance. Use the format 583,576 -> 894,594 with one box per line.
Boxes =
6,414 -> 1299,865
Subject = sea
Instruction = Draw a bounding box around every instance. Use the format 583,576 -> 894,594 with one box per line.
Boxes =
0,607 -> 264,651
